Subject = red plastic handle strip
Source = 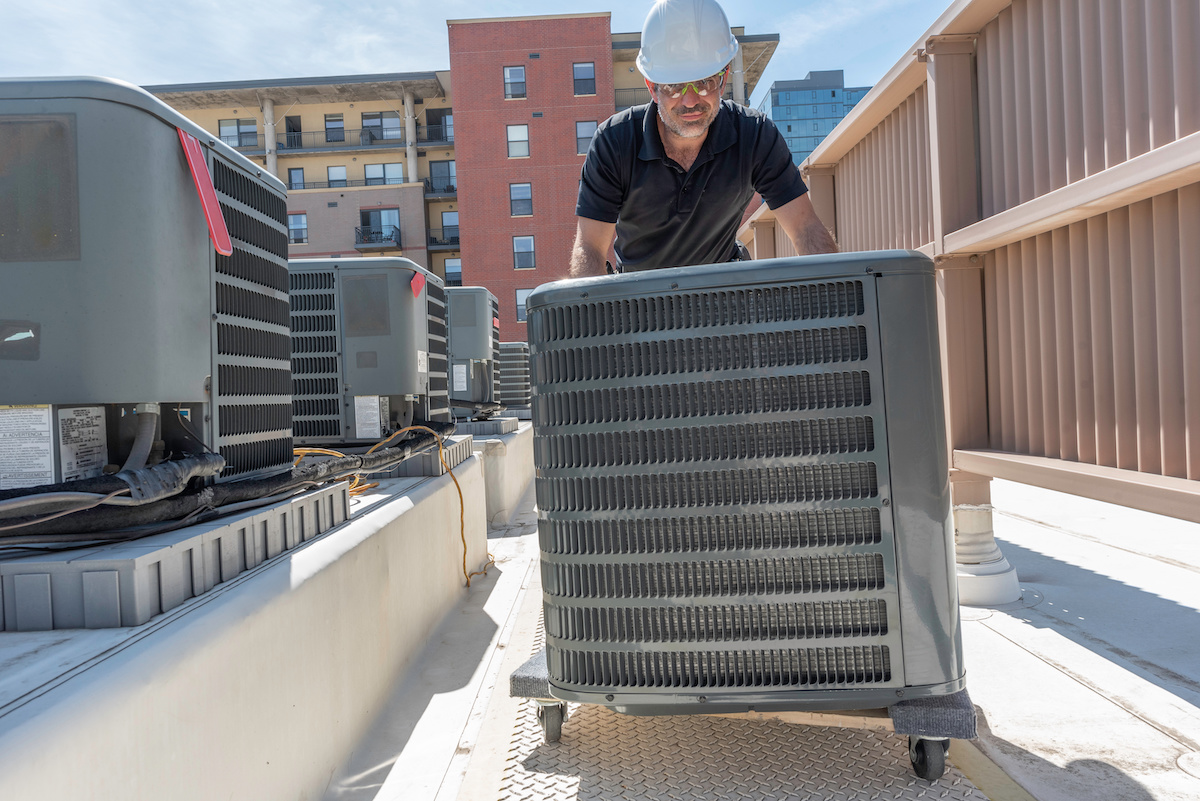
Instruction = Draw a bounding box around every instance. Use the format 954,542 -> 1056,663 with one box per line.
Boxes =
178,129 -> 233,256
410,271 -> 426,297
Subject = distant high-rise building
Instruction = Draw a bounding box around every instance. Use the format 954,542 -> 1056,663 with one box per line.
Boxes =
757,70 -> 871,166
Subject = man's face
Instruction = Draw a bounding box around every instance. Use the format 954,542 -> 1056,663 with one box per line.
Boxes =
649,70 -> 725,140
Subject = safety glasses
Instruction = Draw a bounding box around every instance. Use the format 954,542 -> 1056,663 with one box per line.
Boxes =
656,68 -> 728,99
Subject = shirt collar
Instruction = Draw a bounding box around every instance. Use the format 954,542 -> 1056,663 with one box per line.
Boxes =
638,100 -> 737,163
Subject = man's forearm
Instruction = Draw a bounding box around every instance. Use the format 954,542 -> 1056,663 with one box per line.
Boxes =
569,242 -> 607,278
796,217 -> 838,255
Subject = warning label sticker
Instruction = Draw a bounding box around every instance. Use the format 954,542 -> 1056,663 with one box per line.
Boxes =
0,405 -> 55,489
453,363 -> 469,394
58,406 -> 108,482
417,350 -> 428,374
354,395 -> 383,440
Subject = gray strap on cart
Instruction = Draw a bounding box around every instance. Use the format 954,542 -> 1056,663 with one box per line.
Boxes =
889,689 -> 978,739
510,646 -> 552,699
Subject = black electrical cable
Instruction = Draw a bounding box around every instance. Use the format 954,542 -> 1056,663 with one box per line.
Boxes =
174,406 -> 215,454
0,422 -> 456,540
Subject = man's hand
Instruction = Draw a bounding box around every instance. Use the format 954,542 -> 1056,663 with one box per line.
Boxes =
774,193 -> 838,255
570,217 -> 618,278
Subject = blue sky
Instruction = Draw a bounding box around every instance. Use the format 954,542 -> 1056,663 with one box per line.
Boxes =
0,0 -> 949,107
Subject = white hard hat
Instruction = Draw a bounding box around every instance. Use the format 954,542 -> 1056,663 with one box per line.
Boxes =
636,0 -> 740,84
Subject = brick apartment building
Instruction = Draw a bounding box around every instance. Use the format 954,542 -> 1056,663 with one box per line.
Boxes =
449,14 -> 615,337
148,14 -> 778,334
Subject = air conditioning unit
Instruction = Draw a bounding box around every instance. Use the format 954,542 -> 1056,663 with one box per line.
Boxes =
445,286 -> 500,413
0,77 -> 293,488
288,257 -> 449,445
498,341 -> 532,408
527,251 -> 964,716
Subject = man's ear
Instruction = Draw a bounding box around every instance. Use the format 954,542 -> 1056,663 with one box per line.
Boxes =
644,78 -> 657,97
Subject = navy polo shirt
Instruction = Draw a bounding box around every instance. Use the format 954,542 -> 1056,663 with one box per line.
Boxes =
576,100 -> 807,272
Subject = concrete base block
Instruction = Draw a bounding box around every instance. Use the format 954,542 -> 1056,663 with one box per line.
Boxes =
457,417 -> 518,436
381,434 -> 474,477
957,557 -> 1021,606
473,422 -> 535,524
0,483 -> 350,631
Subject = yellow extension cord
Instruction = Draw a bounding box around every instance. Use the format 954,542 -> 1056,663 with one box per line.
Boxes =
295,426 -> 494,587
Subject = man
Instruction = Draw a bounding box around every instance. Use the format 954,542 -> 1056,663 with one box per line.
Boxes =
570,0 -> 837,278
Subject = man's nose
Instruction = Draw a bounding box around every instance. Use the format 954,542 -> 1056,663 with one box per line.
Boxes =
680,91 -> 702,108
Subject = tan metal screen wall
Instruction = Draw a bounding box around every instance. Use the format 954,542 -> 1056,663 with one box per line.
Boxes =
788,0 -> 1200,521
985,188 -> 1200,480
977,0 -> 1200,216
835,86 -> 933,252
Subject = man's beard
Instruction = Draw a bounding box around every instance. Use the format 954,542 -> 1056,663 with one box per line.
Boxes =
657,98 -> 719,139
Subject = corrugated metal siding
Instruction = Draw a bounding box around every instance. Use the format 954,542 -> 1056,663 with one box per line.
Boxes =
984,185 -> 1200,480
786,0 -> 1200,510
834,86 -> 932,252
978,0 -> 1200,217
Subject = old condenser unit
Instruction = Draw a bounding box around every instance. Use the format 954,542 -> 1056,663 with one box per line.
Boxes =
288,257 -> 450,445
445,286 -> 500,414
526,251 -> 965,720
0,77 -> 293,488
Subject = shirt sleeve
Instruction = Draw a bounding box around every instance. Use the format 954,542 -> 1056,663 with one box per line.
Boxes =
750,117 -> 808,210
576,122 -> 625,223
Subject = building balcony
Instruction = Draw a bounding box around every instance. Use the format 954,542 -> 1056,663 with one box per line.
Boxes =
355,225 -> 402,251
417,124 -> 454,148
222,128 -> 411,156
615,87 -> 651,112
289,178 -> 407,191
423,178 -> 457,198
427,227 -> 460,251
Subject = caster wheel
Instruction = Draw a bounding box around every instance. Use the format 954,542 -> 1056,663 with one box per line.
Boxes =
538,703 -> 566,743
908,736 -> 947,781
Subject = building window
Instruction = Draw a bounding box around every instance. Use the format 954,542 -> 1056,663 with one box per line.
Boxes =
426,108 -> 454,142
360,208 -> 400,243
576,120 -> 597,155
361,110 -> 402,141
504,66 -> 526,99
445,258 -> 462,287
441,211 -> 459,245
428,160 -> 456,192
573,62 -> 596,95
288,213 -> 307,244
510,183 -> 532,216
513,236 -> 535,269
288,168 -> 305,190
324,114 -> 345,143
327,166 -> 347,188
516,289 -> 534,322
365,163 -> 404,185
284,115 -> 302,148
218,118 -> 256,148
507,124 -> 529,158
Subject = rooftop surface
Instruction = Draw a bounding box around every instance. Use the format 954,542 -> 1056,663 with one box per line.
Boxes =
338,479 -> 1200,801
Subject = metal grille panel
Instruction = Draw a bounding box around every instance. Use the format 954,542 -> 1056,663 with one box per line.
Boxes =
424,280 -> 451,422
530,265 -> 908,700
287,267 -> 342,442
546,599 -> 890,643
212,155 -> 292,478
499,341 -> 532,407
